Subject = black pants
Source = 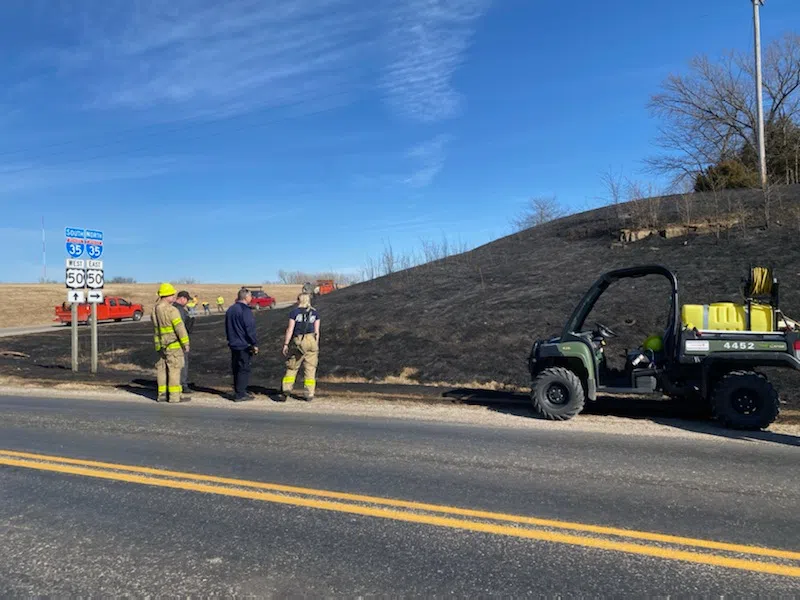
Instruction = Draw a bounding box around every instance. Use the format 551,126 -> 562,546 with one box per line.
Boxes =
231,349 -> 252,397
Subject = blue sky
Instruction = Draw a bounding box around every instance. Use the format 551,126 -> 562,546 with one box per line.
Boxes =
1,0 -> 797,283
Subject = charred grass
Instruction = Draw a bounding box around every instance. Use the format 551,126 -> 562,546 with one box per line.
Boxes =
2,186 -> 800,416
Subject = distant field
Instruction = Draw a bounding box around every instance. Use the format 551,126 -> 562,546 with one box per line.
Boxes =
0,284 -> 304,329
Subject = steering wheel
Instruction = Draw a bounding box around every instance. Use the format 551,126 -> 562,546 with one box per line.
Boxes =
595,322 -> 618,339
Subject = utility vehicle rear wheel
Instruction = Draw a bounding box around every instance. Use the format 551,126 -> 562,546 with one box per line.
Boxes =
531,367 -> 585,421
712,371 -> 779,430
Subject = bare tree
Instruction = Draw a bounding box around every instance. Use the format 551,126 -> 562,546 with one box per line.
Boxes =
647,33 -> 800,185
380,241 -> 396,276
625,181 -> 663,230
511,196 -> 564,231
361,257 -> 378,281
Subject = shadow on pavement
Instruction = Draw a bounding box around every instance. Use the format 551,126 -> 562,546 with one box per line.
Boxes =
115,378 -> 157,402
440,387 -> 799,446
249,385 -> 291,402
650,417 -> 800,447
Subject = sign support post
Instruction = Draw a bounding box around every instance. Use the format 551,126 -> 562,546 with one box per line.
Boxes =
71,304 -> 79,372
65,228 -> 87,373
90,302 -> 98,373
85,230 -> 104,375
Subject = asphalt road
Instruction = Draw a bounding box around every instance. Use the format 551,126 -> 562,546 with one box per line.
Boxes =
0,394 -> 798,596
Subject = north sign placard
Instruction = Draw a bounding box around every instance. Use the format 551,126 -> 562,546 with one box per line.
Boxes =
65,268 -> 86,289
86,269 -> 104,289
85,229 -> 103,259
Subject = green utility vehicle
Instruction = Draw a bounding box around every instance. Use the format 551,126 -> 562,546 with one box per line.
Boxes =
527,265 -> 800,429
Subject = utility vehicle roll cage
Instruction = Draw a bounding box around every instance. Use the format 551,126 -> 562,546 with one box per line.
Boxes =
561,264 -> 680,360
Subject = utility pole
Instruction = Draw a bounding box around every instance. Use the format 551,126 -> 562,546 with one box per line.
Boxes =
41,216 -> 46,282
752,0 -> 768,189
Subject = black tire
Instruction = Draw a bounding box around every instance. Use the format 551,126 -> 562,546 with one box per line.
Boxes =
115,318 -> 122,322
132,311 -> 143,322
531,367 -> 586,421
712,371 -> 779,430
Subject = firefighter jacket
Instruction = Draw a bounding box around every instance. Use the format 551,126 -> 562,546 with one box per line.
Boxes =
152,301 -> 190,352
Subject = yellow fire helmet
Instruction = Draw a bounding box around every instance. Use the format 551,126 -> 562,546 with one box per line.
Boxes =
644,334 -> 664,353
158,282 -> 177,297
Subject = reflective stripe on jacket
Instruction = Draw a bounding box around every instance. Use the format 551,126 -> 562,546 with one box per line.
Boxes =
152,301 -> 189,351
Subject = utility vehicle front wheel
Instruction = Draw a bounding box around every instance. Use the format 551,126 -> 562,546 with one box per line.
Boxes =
531,367 -> 586,421
712,371 -> 779,430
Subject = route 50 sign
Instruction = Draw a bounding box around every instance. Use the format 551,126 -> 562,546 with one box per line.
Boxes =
86,269 -> 104,289
65,268 -> 86,289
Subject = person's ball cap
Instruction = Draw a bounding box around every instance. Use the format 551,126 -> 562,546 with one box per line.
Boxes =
177,290 -> 191,300
158,282 -> 177,297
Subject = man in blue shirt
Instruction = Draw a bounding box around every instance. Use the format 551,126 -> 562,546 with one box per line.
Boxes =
225,288 -> 259,401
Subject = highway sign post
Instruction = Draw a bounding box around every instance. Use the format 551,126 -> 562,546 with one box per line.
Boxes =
65,229 -> 85,372
65,226 -> 104,373
86,231 -> 103,373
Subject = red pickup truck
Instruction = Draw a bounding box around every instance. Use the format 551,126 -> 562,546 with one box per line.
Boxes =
248,288 -> 276,310
54,296 -> 144,325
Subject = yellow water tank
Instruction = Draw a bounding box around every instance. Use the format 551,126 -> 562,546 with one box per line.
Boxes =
681,303 -> 773,331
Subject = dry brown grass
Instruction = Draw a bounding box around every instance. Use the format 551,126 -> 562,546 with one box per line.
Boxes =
0,283 -> 303,329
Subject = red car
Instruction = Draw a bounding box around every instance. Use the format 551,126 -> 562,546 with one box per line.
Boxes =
248,289 -> 276,310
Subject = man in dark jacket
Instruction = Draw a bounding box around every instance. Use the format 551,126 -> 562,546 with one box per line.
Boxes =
174,290 -> 196,395
225,288 -> 258,401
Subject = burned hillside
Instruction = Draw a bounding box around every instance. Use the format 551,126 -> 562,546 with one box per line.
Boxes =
3,185 -> 800,409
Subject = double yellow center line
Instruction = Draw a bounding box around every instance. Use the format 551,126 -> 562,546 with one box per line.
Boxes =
1,449 -> 798,578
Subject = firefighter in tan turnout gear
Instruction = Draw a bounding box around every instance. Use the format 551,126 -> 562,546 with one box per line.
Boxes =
152,282 -> 191,403
281,293 -> 320,401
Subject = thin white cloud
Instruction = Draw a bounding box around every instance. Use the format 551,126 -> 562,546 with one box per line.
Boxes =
36,0 -> 376,120
0,156 -> 185,195
20,0 -> 490,126
382,0 -> 490,123
405,134 -> 451,187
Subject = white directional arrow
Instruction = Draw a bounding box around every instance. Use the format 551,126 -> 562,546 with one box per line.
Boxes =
87,290 -> 104,303
68,290 -> 85,304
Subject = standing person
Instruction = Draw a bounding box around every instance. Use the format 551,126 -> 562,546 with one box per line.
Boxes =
225,288 -> 259,401
280,293 -> 320,401
187,295 -> 198,316
173,290 -> 196,395
216,295 -> 225,313
151,283 -> 190,403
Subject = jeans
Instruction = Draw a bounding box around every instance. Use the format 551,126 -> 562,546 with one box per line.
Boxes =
230,348 -> 252,397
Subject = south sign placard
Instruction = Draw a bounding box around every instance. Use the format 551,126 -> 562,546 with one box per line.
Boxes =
65,227 -> 86,258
